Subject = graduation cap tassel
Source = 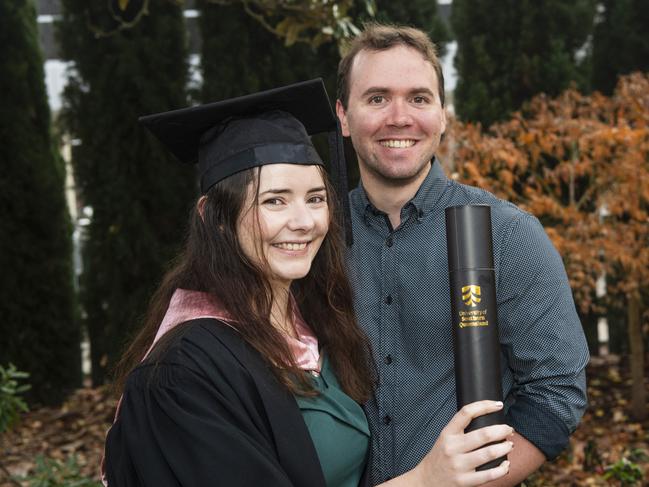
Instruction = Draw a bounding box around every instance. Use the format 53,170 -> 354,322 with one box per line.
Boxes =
328,120 -> 353,246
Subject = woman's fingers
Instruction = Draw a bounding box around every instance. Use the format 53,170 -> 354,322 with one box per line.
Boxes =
462,438 -> 514,470
458,459 -> 511,486
445,400 -> 505,434
462,424 -> 514,452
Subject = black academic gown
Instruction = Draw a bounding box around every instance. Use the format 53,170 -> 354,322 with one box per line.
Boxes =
105,318 -> 370,487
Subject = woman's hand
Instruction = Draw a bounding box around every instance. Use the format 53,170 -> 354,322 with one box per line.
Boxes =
386,400 -> 513,487
414,400 -> 513,486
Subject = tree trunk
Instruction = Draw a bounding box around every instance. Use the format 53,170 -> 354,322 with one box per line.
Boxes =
628,291 -> 646,421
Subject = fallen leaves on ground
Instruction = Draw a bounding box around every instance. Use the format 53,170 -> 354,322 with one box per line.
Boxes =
0,356 -> 647,486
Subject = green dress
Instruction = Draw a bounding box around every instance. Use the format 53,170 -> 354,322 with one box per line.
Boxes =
295,354 -> 370,487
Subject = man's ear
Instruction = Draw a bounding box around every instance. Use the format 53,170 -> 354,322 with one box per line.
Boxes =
440,106 -> 448,136
336,99 -> 351,137
196,195 -> 207,221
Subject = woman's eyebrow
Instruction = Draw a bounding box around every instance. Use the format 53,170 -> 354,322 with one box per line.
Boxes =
259,188 -> 291,195
260,186 -> 326,195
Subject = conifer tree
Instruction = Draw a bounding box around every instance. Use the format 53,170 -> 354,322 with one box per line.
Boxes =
198,1 -> 345,178
370,0 -> 450,57
58,1 -> 195,384
452,0 -> 596,127
0,0 -> 79,404
591,0 -> 649,94
199,1 -> 339,103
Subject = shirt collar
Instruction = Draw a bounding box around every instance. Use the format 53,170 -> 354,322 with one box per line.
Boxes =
350,159 -> 449,223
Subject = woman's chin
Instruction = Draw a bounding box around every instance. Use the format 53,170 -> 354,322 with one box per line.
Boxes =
269,263 -> 313,285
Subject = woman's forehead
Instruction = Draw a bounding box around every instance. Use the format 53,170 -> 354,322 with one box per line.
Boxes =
257,164 -> 325,192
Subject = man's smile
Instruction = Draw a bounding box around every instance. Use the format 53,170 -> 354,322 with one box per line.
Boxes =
379,139 -> 416,148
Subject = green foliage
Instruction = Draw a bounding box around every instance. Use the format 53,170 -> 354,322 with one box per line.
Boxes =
603,456 -> 645,486
21,455 -> 101,487
591,0 -> 649,94
0,0 -> 80,405
80,0 -> 376,47
58,1 -> 196,384
451,0 -> 596,127
0,364 -> 30,434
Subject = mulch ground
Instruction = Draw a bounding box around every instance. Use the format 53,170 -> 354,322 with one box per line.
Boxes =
1,355 -> 647,486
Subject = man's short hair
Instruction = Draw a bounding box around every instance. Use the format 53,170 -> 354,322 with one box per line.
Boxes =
337,23 -> 445,109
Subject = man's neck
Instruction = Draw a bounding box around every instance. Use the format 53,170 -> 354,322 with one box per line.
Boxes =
361,163 -> 431,229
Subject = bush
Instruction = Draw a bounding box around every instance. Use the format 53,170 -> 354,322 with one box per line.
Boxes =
0,363 -> 30,434
21,455 -> 101,487
603,456 -> 645,486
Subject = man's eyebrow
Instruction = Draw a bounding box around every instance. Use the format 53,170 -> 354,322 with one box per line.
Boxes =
360,87 -> 437,97
360,87 -> 389,97
410,87 -> 436,96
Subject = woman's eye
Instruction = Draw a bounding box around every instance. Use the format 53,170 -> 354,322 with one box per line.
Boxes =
308,195 -> 327,204
262,198 -> 283,206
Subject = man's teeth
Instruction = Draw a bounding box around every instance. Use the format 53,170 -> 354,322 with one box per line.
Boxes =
380,139 -> 415,148
274,242 -> 308,250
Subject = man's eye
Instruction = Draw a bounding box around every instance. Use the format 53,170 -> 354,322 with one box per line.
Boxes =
412,96 -> 430,104
369,95 -> 385,104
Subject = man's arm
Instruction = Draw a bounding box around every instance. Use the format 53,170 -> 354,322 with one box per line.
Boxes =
495,212 -> 589,467
481,432 -> 545,487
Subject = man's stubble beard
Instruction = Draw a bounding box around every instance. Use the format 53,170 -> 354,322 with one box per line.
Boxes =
356,145 -> 435,190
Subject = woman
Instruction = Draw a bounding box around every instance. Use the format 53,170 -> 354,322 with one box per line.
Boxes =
104,80 -> 513,487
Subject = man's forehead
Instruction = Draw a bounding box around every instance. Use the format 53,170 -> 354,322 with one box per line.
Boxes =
348,45 -> 439,93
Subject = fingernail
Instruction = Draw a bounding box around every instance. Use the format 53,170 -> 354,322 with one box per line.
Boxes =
495,401 -> 503,408
508,441 -> 514,448
503,460 -> 510,472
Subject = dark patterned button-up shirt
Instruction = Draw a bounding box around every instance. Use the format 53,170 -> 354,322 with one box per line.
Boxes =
346,161 -> 589,484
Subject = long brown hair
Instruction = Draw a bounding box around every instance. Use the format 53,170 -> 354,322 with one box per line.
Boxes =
113,166 -> 374,402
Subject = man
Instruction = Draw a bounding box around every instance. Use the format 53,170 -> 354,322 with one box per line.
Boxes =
336,24 -> 589,486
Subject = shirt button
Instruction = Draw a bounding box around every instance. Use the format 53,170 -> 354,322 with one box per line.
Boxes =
384,295 -> 392,305
384,354 -> 393,365
383,415 -> 392,425
386,236 -> 393,247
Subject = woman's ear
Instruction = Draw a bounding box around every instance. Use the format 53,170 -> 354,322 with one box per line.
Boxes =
196,195 -> 208,221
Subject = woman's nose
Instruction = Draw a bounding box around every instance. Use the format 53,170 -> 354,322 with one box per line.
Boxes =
287,203 -> 315,231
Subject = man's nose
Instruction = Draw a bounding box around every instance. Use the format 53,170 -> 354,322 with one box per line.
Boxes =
387,99 -> 413,127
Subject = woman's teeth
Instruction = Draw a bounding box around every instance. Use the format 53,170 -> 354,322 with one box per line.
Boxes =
380,139 -> 415,148
273,242 -> 308,251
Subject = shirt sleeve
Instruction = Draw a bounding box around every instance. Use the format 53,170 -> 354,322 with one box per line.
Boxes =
105,361 -> 295,487
495,213 -> 589,460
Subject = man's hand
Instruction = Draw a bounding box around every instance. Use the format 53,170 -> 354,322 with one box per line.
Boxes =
480,432 -> 545,487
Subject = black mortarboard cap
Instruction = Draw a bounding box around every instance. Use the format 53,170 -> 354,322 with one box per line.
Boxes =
139,79 -> 352,245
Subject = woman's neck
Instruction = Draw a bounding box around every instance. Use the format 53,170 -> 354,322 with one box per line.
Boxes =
270,282 -> 296,338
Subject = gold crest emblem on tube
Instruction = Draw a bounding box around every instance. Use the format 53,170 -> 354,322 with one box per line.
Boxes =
461,284 -> 481,307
